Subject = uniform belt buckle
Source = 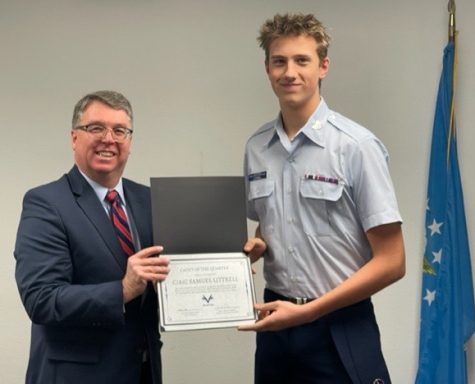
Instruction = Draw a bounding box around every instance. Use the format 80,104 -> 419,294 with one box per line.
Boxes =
294,297 -> 308,305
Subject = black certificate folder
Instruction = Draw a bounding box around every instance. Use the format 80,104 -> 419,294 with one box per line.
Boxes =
150,176 -> 247,254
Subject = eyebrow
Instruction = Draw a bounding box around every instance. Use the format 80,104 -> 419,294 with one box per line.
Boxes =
269,55 -> 287,60
269,54 -> 312,60
82,120 -> 130,129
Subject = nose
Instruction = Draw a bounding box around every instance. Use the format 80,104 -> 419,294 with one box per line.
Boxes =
283,62 -> 297,79
101,128 -> 116,143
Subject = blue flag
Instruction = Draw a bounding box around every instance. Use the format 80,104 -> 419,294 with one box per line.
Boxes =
415,41 -> 475,383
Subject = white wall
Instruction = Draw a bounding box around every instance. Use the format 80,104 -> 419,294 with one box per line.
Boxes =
1,0 -> 473,383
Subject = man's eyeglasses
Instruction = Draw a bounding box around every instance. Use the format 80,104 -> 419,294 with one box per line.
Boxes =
74,124 -> 133,143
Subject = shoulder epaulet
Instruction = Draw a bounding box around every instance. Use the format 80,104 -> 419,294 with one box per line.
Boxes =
247,120 -> 276,142
326,111 -> 374,142
252,120 -> 274,136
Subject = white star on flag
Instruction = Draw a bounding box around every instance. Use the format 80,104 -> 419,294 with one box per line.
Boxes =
428,218 -> 443,236
423,289 -> 436,306
432,249 -> 442,264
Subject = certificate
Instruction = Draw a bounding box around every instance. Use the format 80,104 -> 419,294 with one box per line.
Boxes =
157,253 -> 257,331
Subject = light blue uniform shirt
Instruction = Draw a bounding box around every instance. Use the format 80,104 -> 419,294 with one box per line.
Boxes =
244,98 -> 402,299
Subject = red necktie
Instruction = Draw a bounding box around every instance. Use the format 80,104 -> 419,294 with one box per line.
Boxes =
105,190 -> 135,257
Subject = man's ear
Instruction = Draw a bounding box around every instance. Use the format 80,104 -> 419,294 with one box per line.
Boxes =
319,57 -> 330,80
71,130 -> 77,150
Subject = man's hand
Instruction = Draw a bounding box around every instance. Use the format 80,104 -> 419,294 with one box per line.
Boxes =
122,246 -> 170,303
238,300 -> 313,332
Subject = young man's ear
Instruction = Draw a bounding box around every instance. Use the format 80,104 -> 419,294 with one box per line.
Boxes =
319,57 -> 330,80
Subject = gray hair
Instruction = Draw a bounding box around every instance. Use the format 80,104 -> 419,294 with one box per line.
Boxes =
72,90 -> 133,128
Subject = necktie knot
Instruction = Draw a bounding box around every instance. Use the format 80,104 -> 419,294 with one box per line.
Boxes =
106,190 -> 119,204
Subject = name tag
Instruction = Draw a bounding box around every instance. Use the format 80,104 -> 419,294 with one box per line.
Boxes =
248,171 -> 267,181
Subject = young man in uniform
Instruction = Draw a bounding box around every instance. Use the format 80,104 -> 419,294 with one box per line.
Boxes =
240,14 -> 405,384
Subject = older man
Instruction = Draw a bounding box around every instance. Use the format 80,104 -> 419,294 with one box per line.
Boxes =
15,90 -> 169,384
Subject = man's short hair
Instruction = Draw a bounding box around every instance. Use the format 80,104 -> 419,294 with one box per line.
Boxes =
258,13 -> 331,64
72,90 -> 133,128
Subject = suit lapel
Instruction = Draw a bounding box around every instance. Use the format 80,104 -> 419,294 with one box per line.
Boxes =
124,181 -> 152,250
67,166 -> 127,271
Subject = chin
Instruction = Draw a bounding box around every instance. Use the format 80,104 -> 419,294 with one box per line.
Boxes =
90,164 -> 117,175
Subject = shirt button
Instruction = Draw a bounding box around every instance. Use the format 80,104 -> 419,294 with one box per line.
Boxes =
288,246 -> 294,253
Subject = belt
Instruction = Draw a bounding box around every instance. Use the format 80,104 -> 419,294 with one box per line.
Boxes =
284,296 -> 316,305
266,289 -> 316,305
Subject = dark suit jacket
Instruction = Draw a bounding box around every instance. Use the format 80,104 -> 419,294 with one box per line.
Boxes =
14,166 -> 162,384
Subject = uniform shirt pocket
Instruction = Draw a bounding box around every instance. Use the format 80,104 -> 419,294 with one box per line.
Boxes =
248,179 -> 276,235
299,179 -> 344,236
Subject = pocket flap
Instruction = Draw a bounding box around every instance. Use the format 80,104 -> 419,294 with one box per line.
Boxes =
248,179 -> 274,200
300,179 -> 343,202
48,341 -> 100,363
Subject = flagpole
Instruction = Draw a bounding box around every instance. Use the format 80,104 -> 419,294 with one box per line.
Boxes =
447,0 -> 456,161
448,0 -> 456,42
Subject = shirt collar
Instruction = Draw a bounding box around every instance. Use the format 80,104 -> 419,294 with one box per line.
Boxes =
300,98 -> 329,147
78,169 -> 126,206
268,97 -> 330,149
